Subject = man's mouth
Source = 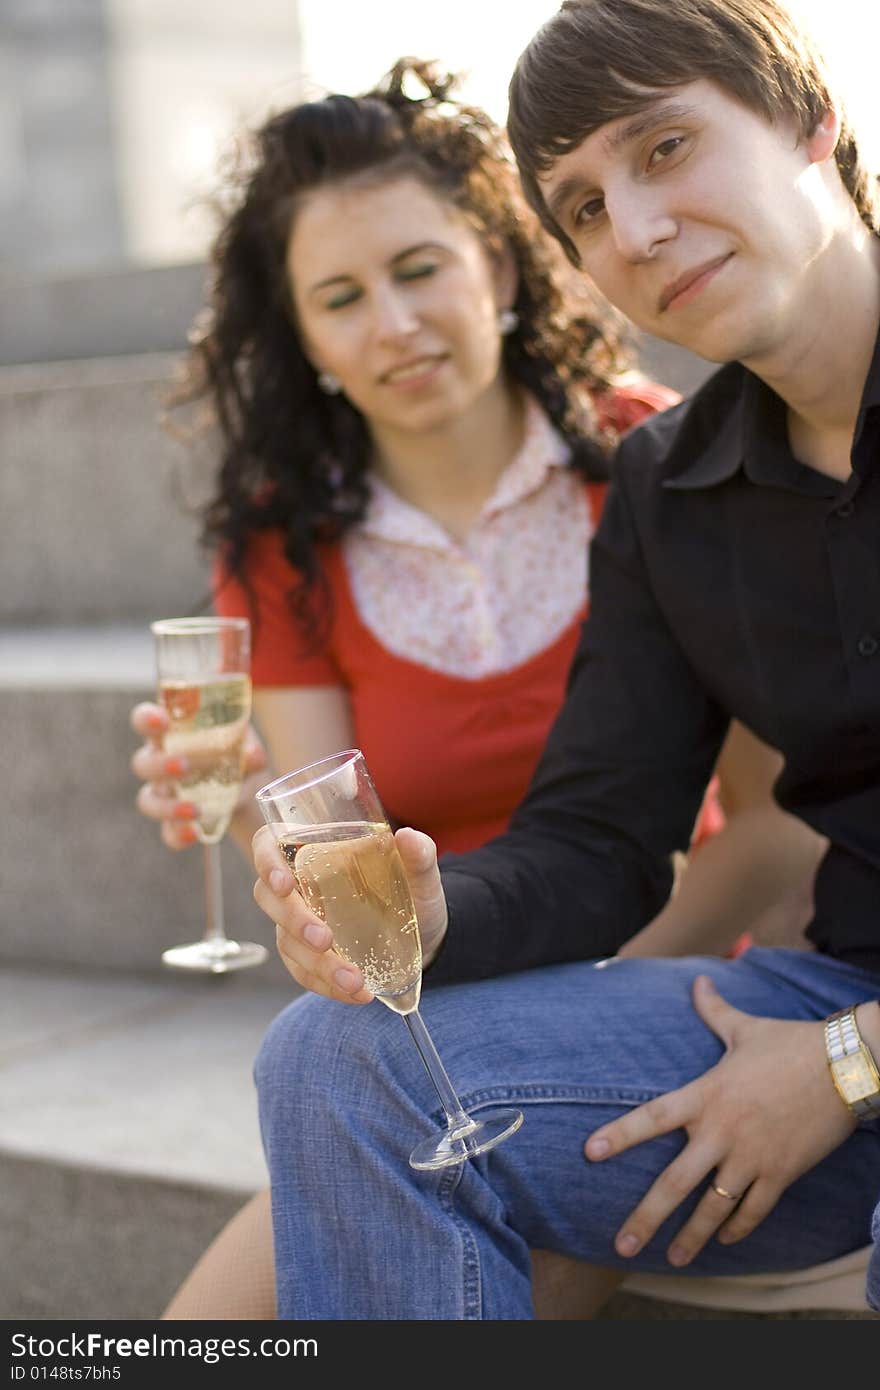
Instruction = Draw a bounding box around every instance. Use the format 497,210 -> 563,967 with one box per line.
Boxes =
659,254 -> 733,313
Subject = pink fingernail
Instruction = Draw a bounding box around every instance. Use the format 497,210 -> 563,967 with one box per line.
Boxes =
668,1245 -> 689,1267
303,923 -> 330,948
587,1137 -> 610,1159
618,1233 -> 639,1256
334,967 -> 360,992
269,869 -> 290,894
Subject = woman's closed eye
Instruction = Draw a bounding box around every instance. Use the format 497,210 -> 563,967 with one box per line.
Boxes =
324,285 -> 362,311
322,261 -> 440,310
395,259 -> 440,283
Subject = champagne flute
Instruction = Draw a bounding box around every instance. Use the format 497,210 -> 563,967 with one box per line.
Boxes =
151,616 -> 268,973
256,749 -> 523,1170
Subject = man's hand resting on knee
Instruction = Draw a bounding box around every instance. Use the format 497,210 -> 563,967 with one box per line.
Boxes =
584,976 -> 862,1268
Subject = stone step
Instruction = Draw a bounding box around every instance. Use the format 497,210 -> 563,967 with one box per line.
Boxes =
1,329 -> 712,631
1,353 -> 209,625
0,963 -> 293,1319
0,966 -> 288,1191
0,623 -> 154,688
0,265 -> 206,369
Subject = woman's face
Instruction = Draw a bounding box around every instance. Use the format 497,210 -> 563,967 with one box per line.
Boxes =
286,175 -> 516,438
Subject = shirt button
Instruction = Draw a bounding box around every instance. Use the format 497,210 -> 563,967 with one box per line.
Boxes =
835,501 -> 855,518
857,634 -> 878,658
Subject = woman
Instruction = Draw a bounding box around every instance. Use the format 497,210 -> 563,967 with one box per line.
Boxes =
130,60 -> 823,1317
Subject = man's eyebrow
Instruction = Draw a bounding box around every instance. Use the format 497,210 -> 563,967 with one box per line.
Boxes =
544,100 -> 697,223
603,100 -> 698,154
545,176 -> 588,225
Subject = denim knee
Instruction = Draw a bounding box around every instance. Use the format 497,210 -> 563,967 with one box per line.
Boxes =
254,993 -> 428,1145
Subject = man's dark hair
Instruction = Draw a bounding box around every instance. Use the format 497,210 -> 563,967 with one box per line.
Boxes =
508,0 -> 880,263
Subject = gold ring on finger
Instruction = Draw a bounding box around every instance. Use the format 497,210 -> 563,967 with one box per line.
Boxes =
711,1182 -> 742,1202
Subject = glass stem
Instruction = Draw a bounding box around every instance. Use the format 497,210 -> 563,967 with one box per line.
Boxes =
202,842 -> 227,944
404,1009 -> 475,1134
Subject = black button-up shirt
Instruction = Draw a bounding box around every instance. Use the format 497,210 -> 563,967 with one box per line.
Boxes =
431,324 -> 880,985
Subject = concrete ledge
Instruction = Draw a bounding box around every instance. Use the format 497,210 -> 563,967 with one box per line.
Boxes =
0,624 -> 154,688
0,1150 -> 246,1320
1,353 -> 210,623
0,683 -> 292,981
0,964 -> 294,1320
0,265 -> 207,367
0,966 -> 292,1191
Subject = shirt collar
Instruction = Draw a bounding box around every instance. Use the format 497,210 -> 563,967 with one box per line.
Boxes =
661,363 -> 749,491
664,305 -> 880,496
358,396 -> 571,548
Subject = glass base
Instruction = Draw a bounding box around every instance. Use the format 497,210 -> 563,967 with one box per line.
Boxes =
161,939 -> 269,974
409,1106 -> 524,1171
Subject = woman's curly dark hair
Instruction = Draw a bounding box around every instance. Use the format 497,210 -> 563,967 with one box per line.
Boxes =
175,58 -> 634,644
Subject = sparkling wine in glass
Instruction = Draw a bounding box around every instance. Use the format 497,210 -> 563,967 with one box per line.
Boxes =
256,749 -> 523,1170
152,616 -> 268,973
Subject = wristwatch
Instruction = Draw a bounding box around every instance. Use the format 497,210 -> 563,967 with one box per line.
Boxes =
824,1006 -> 880,1120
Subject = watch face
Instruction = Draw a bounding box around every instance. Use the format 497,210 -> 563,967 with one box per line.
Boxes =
835,1053 -> 879,1102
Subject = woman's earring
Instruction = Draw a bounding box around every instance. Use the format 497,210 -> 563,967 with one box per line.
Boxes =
497,308 -> 519,336
317,371 -> 342,395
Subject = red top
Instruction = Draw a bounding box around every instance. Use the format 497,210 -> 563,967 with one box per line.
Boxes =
215,383 -> 689,854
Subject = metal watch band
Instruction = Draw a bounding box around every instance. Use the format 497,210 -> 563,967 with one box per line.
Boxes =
824,1006 -> 880,1119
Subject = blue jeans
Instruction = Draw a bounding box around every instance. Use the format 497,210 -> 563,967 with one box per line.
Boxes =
254,947 -> 880,1320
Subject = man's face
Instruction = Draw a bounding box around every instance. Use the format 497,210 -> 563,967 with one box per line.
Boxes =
537,80 -> 837,366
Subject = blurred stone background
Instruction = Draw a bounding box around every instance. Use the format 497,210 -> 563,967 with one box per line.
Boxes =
1,0 -> 875,1323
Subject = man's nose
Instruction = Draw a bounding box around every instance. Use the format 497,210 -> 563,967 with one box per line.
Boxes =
606,188 -> 678,262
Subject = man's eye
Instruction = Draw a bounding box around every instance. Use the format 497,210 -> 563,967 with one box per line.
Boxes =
647,136 -> 684,168
574,197 -> 605,226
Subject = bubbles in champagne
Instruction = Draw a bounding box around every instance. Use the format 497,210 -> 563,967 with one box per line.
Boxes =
279,822 -> 422,1013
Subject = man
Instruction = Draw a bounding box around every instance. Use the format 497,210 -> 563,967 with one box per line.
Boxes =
251,0 -> 880,1318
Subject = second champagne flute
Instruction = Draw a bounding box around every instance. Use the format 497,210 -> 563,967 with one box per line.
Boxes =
152,616 -> 268,974
256,749 -> 523,1170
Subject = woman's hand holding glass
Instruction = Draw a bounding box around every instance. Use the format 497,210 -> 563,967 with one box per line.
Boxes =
131,704 -> 269,851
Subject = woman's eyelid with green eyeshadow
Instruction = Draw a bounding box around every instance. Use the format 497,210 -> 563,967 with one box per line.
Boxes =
395,257 -> 440,281
325,285 -> 361,309
325,258 -> 440,308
